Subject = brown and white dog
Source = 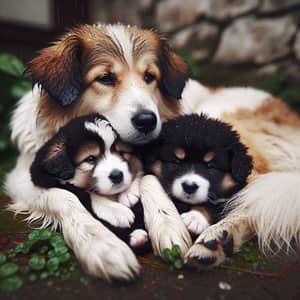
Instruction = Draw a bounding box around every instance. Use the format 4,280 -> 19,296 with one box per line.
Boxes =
5,23 -> 300,279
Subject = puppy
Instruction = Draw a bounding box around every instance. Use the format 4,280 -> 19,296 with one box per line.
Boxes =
142,114 -> 253,237
30,113 -> 149,251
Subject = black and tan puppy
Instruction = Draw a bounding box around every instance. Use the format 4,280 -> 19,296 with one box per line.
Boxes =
30,113 -> 149,252
142,114 -> 253,237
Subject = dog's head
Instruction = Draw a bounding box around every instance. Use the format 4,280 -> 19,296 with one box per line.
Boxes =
144,114 -> 253,205
31,114 -> 142,195
29,24 -> 189,144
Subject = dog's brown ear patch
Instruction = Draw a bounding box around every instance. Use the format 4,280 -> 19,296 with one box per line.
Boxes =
158,40 -> 189,100
29,33 -> 83,106
175,148 -> 186,160
46,136 -> 66,160
203,151 -> 215,163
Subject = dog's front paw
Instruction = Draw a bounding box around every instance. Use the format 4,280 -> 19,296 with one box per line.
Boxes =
118,177 -> 141,208
64,219 -> 140,281
185,222 -> 234,268
181,210 -> 210,235
92,199 -> 135,228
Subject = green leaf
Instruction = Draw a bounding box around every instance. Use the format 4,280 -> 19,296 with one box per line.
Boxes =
0,263 -> 18,279
28,255 -> 46,271
20,266 -> 30,275
10,80 -> 31,99
58,252 -> 71,263
54,246 -> 68,256
28,230 -> 40,242
39,229 -> 53,240
171,245 -> 181,256
0,275 -> 23,293
40,271 -> 49,280
162,248 -> 171,259
0,253 -> 6,265
28,274 -> 38,282
0,53 -> 25,77
39,245 -> 49,254
174,259 -> 184,270
46,257 -> 60,272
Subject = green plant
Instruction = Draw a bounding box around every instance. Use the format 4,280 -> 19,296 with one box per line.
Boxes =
162,245 -> 184,270
0,53 -> 31,196
0,229 -> 79,293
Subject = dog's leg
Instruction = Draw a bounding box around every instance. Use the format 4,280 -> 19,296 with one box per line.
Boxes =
140,175 -> 192,257
185,211 -> 254,268
5,154 -> 140,281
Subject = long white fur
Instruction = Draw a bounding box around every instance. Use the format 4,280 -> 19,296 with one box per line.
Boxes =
228,172 -> 300,253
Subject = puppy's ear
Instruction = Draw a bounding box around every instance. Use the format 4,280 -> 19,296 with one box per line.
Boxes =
31,134 -> 75,188
230,143 -> 253,183
158,40 -> 189,100
28,33 -> 83,106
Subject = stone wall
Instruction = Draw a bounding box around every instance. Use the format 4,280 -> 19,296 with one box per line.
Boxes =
89,0 -> 300,85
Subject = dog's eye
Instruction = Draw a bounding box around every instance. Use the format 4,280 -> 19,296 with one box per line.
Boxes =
144,72 -> 155,84
207,162 -> 216,169
84,155 -> 97,164
96,73 -> 116,86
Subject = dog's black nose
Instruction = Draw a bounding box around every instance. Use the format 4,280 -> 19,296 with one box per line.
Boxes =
182,182 -> 199,194
131,111 -> 157,134
109,169 -> 124,185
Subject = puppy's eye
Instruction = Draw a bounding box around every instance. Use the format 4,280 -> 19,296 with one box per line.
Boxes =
144,71 -> 156,84
96,73 -> 116,86
207,162 -> 216,169
84,155 -> 97,164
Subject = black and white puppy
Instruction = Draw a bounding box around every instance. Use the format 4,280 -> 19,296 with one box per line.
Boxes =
142,114 -> 253,237
30,113 -> 149,251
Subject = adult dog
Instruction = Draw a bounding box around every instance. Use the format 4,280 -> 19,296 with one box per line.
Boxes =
5,23 -> 300,279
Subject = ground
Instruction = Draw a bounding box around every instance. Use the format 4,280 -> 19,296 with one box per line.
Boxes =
1,197 -> 300,300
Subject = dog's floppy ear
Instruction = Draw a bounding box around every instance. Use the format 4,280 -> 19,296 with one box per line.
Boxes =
30,134 -> 75,188
28,33 -> 83,106
158,40 -> 189,100
230,143 -> 253,183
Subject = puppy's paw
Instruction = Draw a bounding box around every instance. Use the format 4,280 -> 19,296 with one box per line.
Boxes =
129,229 -> 149,248
118,178 -> 141,208
185,222 -> 234,268
181,210 -> 210,235
93,200 -> 135,228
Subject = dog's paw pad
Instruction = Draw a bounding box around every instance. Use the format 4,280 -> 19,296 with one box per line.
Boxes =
203,239 -> 218,250
181,211 -> 209,235
129,229 -> 148,248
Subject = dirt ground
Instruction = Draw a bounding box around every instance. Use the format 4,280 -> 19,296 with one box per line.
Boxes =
1,197 -> 300,300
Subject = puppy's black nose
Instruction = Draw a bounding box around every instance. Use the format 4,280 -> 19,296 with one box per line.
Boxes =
131,111 -> 157,134
109,169 -> 124,185
182,182 -> 199,194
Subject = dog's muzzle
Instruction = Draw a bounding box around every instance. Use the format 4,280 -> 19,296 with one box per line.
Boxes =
131,110 -> 157,134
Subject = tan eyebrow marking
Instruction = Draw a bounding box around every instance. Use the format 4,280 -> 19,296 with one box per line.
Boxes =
221,173 -> 237,191
175,148 -> 186,160
203,151 -> 215,163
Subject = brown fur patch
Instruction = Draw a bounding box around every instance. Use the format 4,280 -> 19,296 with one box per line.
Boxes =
203,151 -> 215,163
46,136 -> 66,160
191,207 -> 213,225
151,160 -> 162,178
175,148 -> 186,160
221,173 -> 237,192
74,143 -> 101,165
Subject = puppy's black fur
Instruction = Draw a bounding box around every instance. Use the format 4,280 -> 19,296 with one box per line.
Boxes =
142,114 -> 253,234
30,114 -> 149,253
